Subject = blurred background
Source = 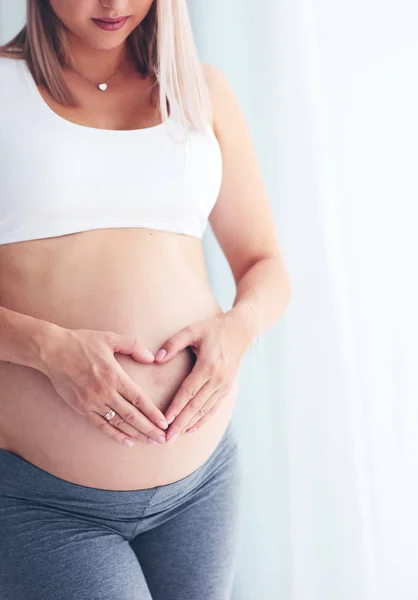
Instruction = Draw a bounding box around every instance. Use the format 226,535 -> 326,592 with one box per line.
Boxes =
2,1 -> 418,598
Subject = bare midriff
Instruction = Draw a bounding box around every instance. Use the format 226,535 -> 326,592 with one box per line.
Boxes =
0,227 -> 239,490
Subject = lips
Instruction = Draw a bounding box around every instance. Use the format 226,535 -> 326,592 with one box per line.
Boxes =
91,16 -> 129,31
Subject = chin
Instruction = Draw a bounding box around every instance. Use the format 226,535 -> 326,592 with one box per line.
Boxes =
84,33 -> 130,52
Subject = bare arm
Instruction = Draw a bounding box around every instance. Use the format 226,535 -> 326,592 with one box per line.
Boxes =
0,304 -> 170,445
0,304 -> 62,373
204,64 -> 292,345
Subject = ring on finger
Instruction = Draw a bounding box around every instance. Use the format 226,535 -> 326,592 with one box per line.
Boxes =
104,408 -> 117,421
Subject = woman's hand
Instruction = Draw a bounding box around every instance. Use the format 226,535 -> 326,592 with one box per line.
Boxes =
42,328 -> 169,447
153,310 -> 252,442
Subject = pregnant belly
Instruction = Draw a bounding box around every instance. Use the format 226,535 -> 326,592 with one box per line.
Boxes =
0,229 -> 240,490
0,355 -> 239,490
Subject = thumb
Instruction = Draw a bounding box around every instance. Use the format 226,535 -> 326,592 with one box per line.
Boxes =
154,327 -> 195,363
107,333 -> 155,364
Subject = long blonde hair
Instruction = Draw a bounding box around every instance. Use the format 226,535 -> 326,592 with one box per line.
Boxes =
0,0 -> 212,135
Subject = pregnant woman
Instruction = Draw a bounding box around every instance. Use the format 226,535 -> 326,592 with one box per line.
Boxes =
0,1 -> 291,599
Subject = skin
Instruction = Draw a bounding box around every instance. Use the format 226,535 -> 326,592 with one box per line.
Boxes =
0,0 -> 290,489
49,0 -> 155,54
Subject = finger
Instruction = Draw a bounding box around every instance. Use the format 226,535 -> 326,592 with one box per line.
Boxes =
154,326 -> 197,363
118,371 -> 169,429
116,378 -> 168,441
106,332 -> 155,364
87,410 -> 138,447
101,402 -> 165,445
185,393 -> 225,434
176,385 -> 220,433
164,368 -> 210,427
166,380 -> 215,442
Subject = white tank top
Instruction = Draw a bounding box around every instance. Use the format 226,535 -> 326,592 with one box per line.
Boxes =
0,56 -> 223,245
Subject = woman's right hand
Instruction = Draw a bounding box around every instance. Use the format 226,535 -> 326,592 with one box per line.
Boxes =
41,327 -> 169,447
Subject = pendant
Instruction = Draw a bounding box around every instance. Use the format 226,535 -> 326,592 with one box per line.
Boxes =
98,83 -> 108,91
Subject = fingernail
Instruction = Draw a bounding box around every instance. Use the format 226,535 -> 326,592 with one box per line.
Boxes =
167,433 -> 179,444
123,438 -> 134,446
156,435 -> 166,444
144,349 -> 154,357
166,415 -> 175,425
155,349 -> 167,360
188,427 -> 198,435
157,420 -> 168,430
146,437 -> 159,444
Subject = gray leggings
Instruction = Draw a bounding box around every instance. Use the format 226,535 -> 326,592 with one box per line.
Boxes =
0,422 -> 241,600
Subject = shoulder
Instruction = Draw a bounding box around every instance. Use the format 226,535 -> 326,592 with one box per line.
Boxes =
201,63 -> 246,138
201,63 -> 222,86
201,63 -> 235,108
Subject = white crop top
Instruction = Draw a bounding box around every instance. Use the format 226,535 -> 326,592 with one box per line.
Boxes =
0,56 -> 223,245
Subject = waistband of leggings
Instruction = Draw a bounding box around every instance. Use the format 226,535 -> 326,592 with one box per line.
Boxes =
0,420 -> 236,504
146,419 -> 238,506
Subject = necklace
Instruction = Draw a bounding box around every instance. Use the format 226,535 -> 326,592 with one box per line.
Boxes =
68,64 -> 123,91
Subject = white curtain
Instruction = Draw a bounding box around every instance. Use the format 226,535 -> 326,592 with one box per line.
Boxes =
190,1 -> 418,599
2,1 -> 418,598
0,3 -> 25,40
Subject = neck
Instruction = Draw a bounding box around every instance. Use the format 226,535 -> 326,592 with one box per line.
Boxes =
65,34 -> 131,81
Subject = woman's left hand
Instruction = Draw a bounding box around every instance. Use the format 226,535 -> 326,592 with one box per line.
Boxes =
153,311 -> 250,442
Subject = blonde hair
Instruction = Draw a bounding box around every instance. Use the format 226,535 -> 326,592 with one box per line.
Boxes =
0,0 -> 212,135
